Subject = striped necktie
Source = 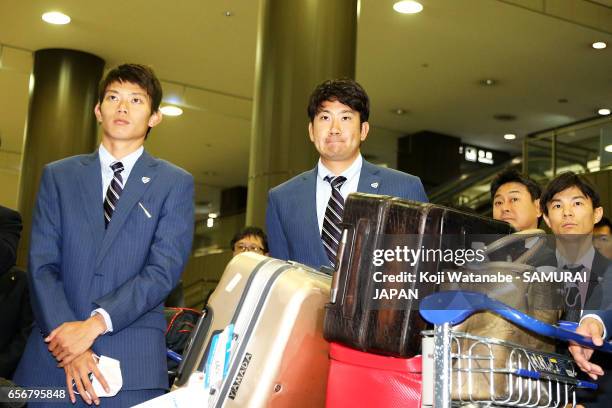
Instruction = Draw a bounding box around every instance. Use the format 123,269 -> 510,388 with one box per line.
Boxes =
104,161 -> 124,228
322,175 -> 347,268
563,264 -> 585,322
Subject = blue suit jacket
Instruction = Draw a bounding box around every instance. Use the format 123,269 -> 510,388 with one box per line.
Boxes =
14,150 -> 194,391
266,159 -> 427,270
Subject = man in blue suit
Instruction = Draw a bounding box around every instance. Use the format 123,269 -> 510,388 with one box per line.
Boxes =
539,172 -> 612,406
13,64 -> 194,406
570,311 -> 612,380
266,79 -> 427,270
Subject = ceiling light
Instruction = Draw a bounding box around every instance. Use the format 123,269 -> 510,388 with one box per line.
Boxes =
42,11 -> 71,25
394,108 -> 407,115
504,134 -> 516,140
393,1 -> 423,14
160,106 -> 183,116
598,108 -> 610,116
480,79 -> 497,86
605,144 -> 612,153
206,218 -> 214,228
208,213 -> 218,219
592,42 -> 607,49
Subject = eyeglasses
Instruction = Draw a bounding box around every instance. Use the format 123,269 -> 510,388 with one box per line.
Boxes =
235,243 -> 264,254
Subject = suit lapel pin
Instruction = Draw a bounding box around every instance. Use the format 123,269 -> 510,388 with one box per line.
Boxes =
142,177 -> 151,184
371,182 -> 379,189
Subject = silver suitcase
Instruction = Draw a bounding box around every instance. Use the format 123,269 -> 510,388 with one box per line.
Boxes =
175,253 -> 331,407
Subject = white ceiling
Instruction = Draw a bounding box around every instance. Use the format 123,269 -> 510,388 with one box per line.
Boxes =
0,0 -> 611,208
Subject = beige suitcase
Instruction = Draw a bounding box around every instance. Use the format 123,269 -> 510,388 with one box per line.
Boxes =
174,252 -> 331,407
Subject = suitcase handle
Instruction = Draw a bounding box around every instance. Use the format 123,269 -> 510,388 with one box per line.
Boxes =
330,229 -> 349,304
420,290 -> 612,353
482,228 -> 546,265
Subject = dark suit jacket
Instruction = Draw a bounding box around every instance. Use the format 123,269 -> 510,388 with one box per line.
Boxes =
266,159 -> 428,269
0,206 -> 22,276
0,267 -> 33,379
575,250 -> 612,407
13,150 -> 194,391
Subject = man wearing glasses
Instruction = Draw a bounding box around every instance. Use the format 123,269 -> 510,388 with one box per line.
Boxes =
230,226 -> 269,257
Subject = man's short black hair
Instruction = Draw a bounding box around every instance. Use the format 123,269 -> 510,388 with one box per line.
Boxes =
98,64 -> 163,113
595,216 -> 612,231
540,171 -> 601,216
307,78 -> 369,124
491,169 -> 542,201
230,226 -> 269,253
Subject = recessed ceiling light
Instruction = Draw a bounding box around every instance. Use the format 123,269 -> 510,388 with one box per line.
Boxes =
160,106 -> 183,116
605,144 -> 612,153
480,79 -> 497,86
393,1 -> 423,14
598,108 -> 611,116
592,42 -> 607,50
493,114 -> 517,122
504,134 -> 516,140
394,108 -> 407,115
42,11 -> 71,25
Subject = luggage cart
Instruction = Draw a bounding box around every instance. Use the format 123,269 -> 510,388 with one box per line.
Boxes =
420,291 -> 612,408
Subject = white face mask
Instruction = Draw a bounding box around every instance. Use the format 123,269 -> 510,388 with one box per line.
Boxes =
93,355 -> 123,397
74,355 -> 123,399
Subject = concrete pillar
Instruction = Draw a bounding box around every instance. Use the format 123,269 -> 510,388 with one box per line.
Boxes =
246,0 -> 358,227
17,49 -> 104,266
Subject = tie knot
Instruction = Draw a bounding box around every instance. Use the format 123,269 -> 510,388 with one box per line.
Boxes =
110,161 -> 124,173
563,264 -> 584,273
325,175 -> 347,189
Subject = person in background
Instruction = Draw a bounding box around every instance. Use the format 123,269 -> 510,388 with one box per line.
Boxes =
231,226 -> 269,257
491,169 -> 542,232
0,206 -> 33,380
593,216 -> 612,260
0,205 -> 22,277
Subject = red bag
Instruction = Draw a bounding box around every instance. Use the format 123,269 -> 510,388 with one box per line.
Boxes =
326,343 -> 421,408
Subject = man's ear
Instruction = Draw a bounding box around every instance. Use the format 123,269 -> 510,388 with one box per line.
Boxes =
94,103 -> 102,123
148,110 -> 163,128
594,206 -> 603,225
534,199 -> 542,218
360,121 -> 370,142
308,122 -> 315,143
543,213 -> 552,229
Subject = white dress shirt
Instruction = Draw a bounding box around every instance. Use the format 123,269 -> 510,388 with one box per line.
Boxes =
316,155 -> 362,233
93,144 -> 144,333
99,144 -> 144,200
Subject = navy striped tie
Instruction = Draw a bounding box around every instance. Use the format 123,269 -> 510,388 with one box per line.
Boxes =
104,161 -> 124,228
322,176 -> 347,267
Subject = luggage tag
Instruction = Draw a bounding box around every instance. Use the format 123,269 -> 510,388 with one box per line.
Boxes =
204,324 -> 235,396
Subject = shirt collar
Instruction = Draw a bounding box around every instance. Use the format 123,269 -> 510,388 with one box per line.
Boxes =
556,245 -> 595,270
317,154 -> 362,182
99,144 -> 144,173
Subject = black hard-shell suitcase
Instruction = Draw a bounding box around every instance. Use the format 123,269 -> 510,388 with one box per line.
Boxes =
323,192 -> 513,357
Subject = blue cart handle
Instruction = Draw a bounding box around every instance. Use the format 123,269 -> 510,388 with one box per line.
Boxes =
167,349 -> 183,363
420,290 -> 612,353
